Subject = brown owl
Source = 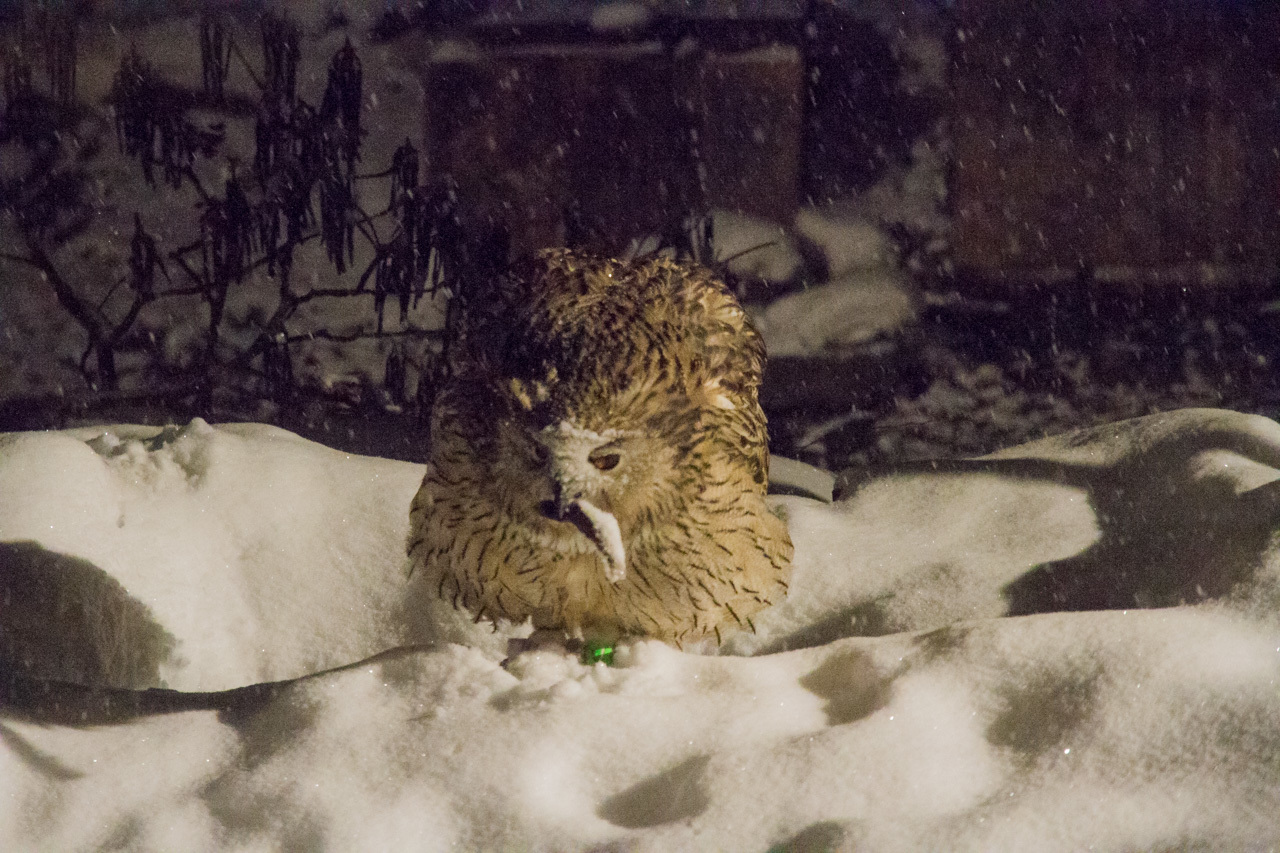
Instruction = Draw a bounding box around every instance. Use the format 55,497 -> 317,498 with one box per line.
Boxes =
408,248 -> 792,648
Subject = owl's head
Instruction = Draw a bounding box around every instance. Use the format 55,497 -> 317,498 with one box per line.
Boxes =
486,365 -> 703,584
444,248 -> 770,584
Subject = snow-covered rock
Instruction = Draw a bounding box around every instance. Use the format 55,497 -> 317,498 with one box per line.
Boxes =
751,270 -> 918,356
748,204 -> 921,358
794,208 -> 900,279
711,209 -> 805,286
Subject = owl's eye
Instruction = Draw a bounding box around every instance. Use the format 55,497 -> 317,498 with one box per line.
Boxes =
590,451 -> 621,472
531,443 -> 549,465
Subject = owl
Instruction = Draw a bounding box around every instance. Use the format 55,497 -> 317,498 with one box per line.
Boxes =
408,248 -> 793,648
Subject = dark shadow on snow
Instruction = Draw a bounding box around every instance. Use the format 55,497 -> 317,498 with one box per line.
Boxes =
832,416 -> 1280,619
597,754 -> 712,829
798,647 -> 892,726
0,541 -> 177,688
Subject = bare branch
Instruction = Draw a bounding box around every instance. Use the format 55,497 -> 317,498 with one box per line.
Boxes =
291,286 -> 378,304
154,284 -> 206,299
10,234 -> 108,340
105,293 -> 151,348
286,326 -> 441,345
0,250 -> 40,266
228,36 -> 264,92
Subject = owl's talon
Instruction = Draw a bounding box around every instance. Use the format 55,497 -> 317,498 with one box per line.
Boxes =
504,629 -> 583,663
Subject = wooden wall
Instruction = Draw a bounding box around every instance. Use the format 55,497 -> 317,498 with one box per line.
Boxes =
951,0 -> 1280,286
423,42 -> 803,258
421,1 -> 1280,289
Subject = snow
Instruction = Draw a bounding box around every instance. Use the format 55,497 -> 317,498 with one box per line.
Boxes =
794,208 -> 901,279
717,202 -> 927,357
711,209 -> 804,286
4,408 -> 1280,850
721,136 -> 945,355
589,1 -> 653,33
0,420 -> 437,690
750,270 -> 918,356
2,4 -> 1276,848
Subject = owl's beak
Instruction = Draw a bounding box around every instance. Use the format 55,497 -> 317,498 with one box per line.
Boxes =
538,421 -> 627,583
564,497 -> 627,583
544,483 -> 626,583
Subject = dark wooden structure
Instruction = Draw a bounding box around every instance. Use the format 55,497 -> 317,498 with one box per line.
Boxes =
951,0 -> 1280,288
421,10 -> 806,257
420,0 -> 1280,289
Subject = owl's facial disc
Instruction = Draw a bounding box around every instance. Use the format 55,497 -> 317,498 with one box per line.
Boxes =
536,421 -> 632,582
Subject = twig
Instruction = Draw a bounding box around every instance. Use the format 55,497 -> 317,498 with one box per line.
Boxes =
178,164 -> 213,204
105,293 -> 151,348
291,286 -> 379,304
165,251 -> 205,289
0,250 -> 39,266
5,237 -> 108,340
227,37 -> 264,92
97,277 -> 126,313
286,326 -> 442,345
154,284 -> 206,298
717,240 -> 779,267
354,164 -> 397,180
354,248 -> 383,293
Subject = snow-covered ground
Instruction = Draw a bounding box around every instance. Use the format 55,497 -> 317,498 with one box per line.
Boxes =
7,7 -> 1275,849
4,408 -> 1280,850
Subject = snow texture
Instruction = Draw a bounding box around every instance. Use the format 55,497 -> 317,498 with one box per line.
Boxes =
751,270 -> 918,356
717,204 -> 924,356
589,1 -> 654,33
4,408 -> 1280,850
711,209 -> 804,286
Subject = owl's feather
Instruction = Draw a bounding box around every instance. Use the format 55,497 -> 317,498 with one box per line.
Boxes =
408,248 -> 793,647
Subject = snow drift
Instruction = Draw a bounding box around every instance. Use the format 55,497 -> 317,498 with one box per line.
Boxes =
3,409 -> 1280,850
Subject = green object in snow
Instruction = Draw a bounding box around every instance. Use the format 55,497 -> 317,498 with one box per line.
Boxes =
581,642 -> 614,666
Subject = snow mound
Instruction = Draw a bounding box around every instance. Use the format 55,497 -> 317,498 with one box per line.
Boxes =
794,207 -> 900,278
2,608 -> 1279,851
711,209 -> 805,286
731,407 -> 1280,653
0,419 -> 447,691
5,409 -> 1280,850
745,206 -> 921,357
751,271 -> 918,356
7,409 -> 1280,680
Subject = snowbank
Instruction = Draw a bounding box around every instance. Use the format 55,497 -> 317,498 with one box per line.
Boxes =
3,609 -> 1278,851
711,209 -> 805,286
750,270 -> 918,357
4,408 -> 1280,850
